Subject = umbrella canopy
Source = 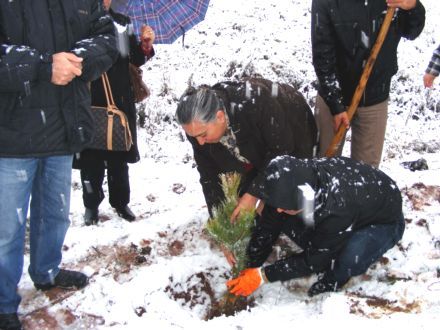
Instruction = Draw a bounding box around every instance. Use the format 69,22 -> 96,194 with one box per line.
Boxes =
111,0 -> 210,44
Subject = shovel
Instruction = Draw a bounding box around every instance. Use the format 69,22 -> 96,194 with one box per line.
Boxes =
325,7 -> 396,157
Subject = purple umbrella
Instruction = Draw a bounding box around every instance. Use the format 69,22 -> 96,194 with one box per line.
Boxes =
111,0 -> 210,44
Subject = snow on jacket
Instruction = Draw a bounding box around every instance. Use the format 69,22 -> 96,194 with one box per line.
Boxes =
0,0 -> 118,157
187,78 -> 318,215
247,156 -> 403,282
311,0 -> 425,115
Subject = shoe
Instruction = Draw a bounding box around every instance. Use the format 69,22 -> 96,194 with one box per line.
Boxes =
34,269 -> 89,291
0,313 -> 22,330
84,207 -> 99,226
115,205 -> 136,222
307,275 -> 348,297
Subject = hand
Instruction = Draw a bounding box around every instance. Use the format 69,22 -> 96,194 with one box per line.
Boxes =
423,73 -> 436,88
51,52 -> 83,85
256,200 -> 265,216
141,25 -> 155,43
386,0 -> 417,10
220,245 -> 236,266
226,268 -> 264,296
140,25 -> 155,53
230,193 -> 257,223
332,111 -> 350,133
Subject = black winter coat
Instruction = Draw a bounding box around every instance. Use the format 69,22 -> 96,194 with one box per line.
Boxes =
0,0 -> 118,157
311,0 -> 425,115
188,78 -> 317,215
247,156 -> 403,282
74,10 -> 152,166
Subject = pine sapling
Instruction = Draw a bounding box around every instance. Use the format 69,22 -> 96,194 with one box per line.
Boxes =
206,172 -> 255,276
205,172 -> 256,318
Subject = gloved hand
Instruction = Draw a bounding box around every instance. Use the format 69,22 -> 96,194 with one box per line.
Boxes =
226,267 -> 266,296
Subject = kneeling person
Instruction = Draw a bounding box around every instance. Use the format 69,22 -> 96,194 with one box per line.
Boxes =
227,156 -> 404,297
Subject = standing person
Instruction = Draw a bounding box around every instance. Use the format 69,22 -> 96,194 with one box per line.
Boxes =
73,0 -> 155,225
311,0 -> 425,167
226,156 -> 404,297
423,44 -> 440,88
0,1 -> 118,329
176,78 -> 317,220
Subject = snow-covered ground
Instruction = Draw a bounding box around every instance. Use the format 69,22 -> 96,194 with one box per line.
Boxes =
18,0 -> 440,328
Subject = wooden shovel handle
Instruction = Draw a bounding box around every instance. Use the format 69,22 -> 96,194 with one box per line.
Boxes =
325,7 -> 396,157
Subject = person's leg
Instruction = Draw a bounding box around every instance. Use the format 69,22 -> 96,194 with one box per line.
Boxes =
0,158 -> 37,313
332,214 -> 405,285
309,214 -> 404,296
80,156 -> 106,225
315,94 -> 345,157
80,156 -> 105,210
28,156 -> 72,285
350,99 -> 388,168
107,159 -> 130,209
107,160 -> 135,221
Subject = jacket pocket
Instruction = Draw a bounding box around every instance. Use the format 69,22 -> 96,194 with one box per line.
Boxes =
0,94 -> 19,124
334,21 -> 362,58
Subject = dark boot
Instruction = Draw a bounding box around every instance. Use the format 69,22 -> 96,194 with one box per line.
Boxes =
34,269 -> 89,291
0,313 -> 22,330
115,205 -> 136,222
307,274 -> 348,297
84,207 -> 99,226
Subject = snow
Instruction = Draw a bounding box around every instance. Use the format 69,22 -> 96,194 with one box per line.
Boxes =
18,0 -> 440,328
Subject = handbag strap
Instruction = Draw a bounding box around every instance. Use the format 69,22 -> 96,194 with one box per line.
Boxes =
101,72 -> 116,106
99,73 -> 133,150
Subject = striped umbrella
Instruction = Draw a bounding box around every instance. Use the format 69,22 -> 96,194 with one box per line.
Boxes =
111,0 -> 210,44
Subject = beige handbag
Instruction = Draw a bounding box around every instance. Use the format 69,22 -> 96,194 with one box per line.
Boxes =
89,73 -> 133,151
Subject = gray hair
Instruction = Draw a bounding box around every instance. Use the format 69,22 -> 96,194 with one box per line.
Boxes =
175,86 -> 224,125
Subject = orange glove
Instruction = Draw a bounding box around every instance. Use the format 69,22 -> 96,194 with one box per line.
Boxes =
226,268 -> 266,296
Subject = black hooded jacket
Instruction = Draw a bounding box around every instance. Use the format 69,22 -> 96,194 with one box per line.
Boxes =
187,78 -> 318,215
247,156 -> 403,282
311,0 -> 425,115
0,0 -> 118,157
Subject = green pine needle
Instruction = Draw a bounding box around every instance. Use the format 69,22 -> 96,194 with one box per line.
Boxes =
205,172 -> 255,276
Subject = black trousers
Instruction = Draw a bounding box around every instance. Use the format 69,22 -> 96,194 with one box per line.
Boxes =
80,157 -> 130,210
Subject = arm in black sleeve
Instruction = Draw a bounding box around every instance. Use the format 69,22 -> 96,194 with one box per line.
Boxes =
263,241 -> 340,283
129,29 -> 149,67
128,18 -> 155,66
311,0 -> 345,116
262,210 -> 349,283
246,206 -> 283,268
397,0 -> 425,40
1,1 -> 116,93
0,43 -> 52,93
73,3 -> 118,82
190,137 -> 224,216
0,10 -> 52,92
263,253 -> 314,282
